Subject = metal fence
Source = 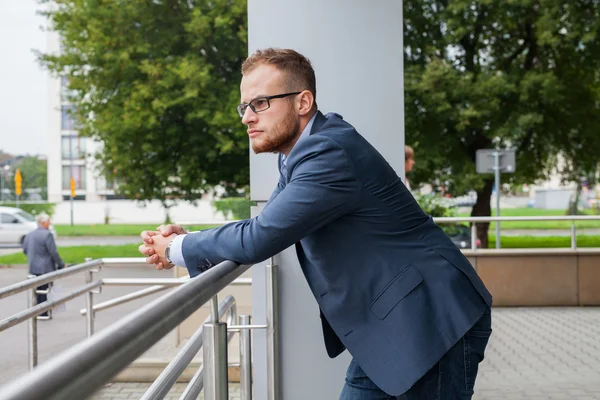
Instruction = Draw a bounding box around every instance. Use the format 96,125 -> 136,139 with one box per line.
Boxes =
0,257 -> 279,400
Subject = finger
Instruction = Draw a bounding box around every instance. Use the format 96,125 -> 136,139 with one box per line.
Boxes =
138,244 -> 155,256
156,261 -> 164,270
141,230 -> 157,244
159,225 -> 174,236
146,254 -> 159,264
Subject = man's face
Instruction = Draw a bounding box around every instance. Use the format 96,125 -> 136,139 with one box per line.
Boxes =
240,64 -> 300,154
41,220 -> 50,229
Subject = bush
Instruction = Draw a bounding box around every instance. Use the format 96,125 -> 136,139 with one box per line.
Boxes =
413,194 -> 456,218
213,198 -> 256,220
0,202 -> 56,217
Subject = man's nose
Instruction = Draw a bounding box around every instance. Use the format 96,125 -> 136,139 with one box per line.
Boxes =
241,107 -> 257,125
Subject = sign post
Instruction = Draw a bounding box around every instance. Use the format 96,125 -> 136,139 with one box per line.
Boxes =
14,169 -> 22,208
70,177 -> 76,226
476,149 -> 516,248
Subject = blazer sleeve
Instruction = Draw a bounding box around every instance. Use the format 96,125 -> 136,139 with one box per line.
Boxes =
182,135 -> 361,276
45,233 -> 65,270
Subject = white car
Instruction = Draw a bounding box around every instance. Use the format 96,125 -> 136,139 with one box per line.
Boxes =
0,206 -> 57,245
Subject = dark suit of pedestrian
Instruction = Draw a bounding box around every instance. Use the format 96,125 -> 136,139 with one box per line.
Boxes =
181,111 -> 492,396
23,227 -> 64,309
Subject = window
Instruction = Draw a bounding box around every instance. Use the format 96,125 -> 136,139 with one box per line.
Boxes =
62,166 -> 87,190
61,76 -> 77,101
0,213 -> 19,224
61,105 -> 78,130
61,136 -> 86,159
96,177 -> 116,191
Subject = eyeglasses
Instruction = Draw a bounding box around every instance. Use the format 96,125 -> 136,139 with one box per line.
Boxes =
237,92 -> 301,118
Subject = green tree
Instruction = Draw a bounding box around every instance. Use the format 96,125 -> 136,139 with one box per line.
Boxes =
18,156 -> 48,200
37,0 -> 249,204
404,0 -> 600,246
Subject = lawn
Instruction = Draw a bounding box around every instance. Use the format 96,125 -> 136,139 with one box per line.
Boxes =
456,208 -> 600,230
0,244 -> 141,265
54,224 -> 223,237
1,235 -> 600,266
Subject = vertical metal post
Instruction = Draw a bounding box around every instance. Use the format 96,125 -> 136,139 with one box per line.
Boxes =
70,134 -> 74,226
471,223 -> 478,251
27,276 -> 38,369
85,257 -> 94,337
203,322 -> 229,400
266,260 -> 280,400
494,151 -> 501,249
239,315 -> 252,400
571,223 -> 577,250
210,295 -> 219,323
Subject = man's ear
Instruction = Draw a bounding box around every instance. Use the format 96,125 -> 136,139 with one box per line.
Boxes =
297,90 -> 315,116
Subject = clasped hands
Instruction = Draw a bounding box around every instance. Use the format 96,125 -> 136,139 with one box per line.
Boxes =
138,224 -> 188,270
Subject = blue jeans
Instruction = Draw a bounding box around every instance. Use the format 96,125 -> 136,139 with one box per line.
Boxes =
339,308 -> 492,400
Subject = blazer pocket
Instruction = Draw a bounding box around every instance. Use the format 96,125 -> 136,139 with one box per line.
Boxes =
370,265 -> 423,320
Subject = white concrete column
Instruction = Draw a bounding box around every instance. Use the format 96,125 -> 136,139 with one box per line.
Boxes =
249,1 -> 404,399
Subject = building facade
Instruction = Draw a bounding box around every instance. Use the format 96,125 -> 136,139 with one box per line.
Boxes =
46,30 -> 114,203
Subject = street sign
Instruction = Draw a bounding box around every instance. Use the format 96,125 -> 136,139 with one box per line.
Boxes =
475,149 -> 517,250
70,177 -> 76,198
476,149 -> 516,174
14,169 -> 22,196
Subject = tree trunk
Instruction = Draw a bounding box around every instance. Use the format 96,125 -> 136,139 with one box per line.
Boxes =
471,179 -> 494,248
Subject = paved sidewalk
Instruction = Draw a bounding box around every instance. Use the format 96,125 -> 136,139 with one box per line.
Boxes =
88,308 -> 600,399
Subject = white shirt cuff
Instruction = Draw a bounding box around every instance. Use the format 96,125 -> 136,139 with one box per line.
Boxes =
169,234 -> 188,268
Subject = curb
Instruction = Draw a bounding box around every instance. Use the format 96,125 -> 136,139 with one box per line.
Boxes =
114,359 -> 240,383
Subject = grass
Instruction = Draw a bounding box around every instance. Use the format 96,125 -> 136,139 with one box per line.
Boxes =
54,224 -> 222,237
487,235 -> 600,248
0,244 -> 141,265
1,234 -> 600,266
456,208 -> 600,230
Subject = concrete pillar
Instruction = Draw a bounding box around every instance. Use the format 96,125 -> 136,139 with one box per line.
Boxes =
249,1 -> 404,398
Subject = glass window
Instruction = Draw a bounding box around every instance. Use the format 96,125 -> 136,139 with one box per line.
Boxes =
61,136 -> 86,159
15,210 -> 35,222
62,166 -> 87,190
61,105 -> 78,130
0,213 -> 19,224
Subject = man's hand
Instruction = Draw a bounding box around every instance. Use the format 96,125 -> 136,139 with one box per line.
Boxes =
140,224 -> 187,245
138,232 -> 178,270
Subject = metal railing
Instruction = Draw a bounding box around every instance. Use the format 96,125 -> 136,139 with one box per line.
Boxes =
0,257 -> 280,400
433,215 -> 600,250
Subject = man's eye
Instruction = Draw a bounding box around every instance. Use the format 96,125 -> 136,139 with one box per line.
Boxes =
253,99 -> 268,109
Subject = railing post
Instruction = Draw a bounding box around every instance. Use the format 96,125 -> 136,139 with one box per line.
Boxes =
85,257 -> 94,337
471,223 -> 478,251
239,314 -> 252,400
202,321 -> 229,400
27,275 -> 38,369
571,223 -> 577,250
266,259 -> 280,400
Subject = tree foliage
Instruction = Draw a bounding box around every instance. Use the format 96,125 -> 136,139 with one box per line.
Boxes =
38,0 -> 249,203
404,0 -> 600,245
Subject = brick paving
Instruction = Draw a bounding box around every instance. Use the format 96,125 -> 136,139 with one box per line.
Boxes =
89,308 -> 600,400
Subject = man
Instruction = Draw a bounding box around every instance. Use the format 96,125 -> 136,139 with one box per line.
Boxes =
404,145 -> 415,191
139,48 -> 492,399
23,213 -> 64,320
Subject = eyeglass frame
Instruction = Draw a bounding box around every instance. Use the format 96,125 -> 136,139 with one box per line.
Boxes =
237,92 -> 302,118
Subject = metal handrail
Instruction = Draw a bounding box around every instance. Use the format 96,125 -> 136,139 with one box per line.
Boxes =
431,215 -> 600,250
434,215 -> 600,222
80,277 -> 252,315
140,295 -> 238,400
0,260 -> 252,400
0,259 -> 102,300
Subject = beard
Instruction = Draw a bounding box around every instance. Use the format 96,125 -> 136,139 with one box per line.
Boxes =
251,109 -> 301,154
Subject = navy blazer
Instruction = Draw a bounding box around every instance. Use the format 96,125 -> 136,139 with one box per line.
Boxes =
182,111 -> 492,395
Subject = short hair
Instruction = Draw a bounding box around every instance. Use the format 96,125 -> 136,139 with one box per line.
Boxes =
405,145 -> 414,161
36,213 -> 50,225
242,48 -> 317,103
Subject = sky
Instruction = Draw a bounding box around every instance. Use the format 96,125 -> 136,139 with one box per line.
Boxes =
0,1 -> 48,157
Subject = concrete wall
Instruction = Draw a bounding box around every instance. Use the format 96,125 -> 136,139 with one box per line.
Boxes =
465,249 -> 600,306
